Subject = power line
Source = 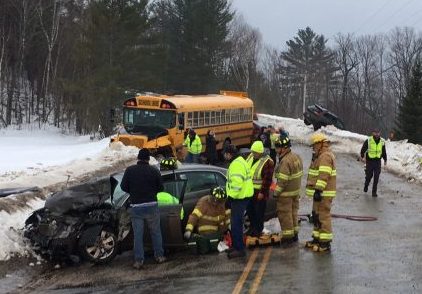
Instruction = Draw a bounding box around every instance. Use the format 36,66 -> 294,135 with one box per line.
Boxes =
353,0 -> 395,34
373,0 -> 417,32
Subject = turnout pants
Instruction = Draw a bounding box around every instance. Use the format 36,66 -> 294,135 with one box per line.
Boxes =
311,198 -> 333,243
276,196 -> 299,239
188,232 -> 222,254
365,160 -> 382,194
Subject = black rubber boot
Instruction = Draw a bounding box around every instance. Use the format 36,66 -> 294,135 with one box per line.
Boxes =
313,242 -> 331,252
305,238 -> 318,249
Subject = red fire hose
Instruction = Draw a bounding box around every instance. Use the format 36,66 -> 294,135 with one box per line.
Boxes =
299,213 -> 378,222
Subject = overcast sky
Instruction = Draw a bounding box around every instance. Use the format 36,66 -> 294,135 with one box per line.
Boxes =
231,0 -> 422,49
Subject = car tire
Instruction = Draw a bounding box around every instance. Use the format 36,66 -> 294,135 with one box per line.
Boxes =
78,227 -> 118,264
304,118 -> 311,125
313,123 -> 321,131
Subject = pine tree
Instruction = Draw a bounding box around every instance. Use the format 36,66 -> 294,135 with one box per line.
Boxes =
157,0 -> 233,94
396,60 -> 422,144
279,27 -> 336,116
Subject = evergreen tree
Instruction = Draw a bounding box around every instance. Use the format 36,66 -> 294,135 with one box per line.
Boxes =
279,27 -> 336,116
157,0 -> 233,94
61,0 -> 151,134
396,60 -> 422,144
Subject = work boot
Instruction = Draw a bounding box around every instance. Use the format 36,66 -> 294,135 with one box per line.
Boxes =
312,242 -> 331,253
133,260 -> 143,269
155,256 -> 167,264
227,250 -> 246,259
372,193 -> 378,197
363,185 -> 368,193
305,238 -> 318,249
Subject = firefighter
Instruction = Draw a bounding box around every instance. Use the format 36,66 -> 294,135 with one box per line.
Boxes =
360,128 -> 387,197
184,129 -> 202,163
245,141 -> 274,238
305,133 -> 337,252
183,187 -> 230,254
224,145 -> 254,258
272,136 -> 303,245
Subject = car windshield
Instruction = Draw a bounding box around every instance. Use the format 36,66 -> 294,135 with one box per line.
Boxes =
123,108 -> 176,132
109,174 -> 129,207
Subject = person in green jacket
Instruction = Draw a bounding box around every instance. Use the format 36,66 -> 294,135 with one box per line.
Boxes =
224,144 -> 254,259
184,129 -> 202,163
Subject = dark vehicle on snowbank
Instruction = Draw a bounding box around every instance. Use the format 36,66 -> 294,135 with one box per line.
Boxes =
304,104 -> 345,131
24,164 -> 276,264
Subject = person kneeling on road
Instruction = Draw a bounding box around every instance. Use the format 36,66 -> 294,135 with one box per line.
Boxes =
184,187 -> 230,254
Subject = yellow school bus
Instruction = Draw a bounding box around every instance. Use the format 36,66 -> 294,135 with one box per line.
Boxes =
111,91 -> 254,156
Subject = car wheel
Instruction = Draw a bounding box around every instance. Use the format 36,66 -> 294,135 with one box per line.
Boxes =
304,118 -> 311,125
79,227 -> 118,264
313,123 -> 321,131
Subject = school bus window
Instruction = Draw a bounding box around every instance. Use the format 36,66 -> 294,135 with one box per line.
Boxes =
230,109 -> 238,123
123,108 -> 176,133
210,111 -> 215,125
199,111 -> 205,126
221,110 -> 226,124
194,112 -> 199,127
204,111 -> 210,126
215,110 -> 221,125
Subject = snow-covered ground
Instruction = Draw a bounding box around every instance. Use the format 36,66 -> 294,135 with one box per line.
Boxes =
0,116 -> 421,261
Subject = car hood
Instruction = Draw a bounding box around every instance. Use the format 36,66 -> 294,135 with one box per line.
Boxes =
45,179 -> 111,215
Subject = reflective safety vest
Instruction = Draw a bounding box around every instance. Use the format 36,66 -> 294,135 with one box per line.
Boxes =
226,156 -> 254,199
246,154 -> 272,189
185,196 -> 230,235
157,192 -> 184,219
367,136 -> 384,159
305,147 -> 337,198
184,135 -> 202,155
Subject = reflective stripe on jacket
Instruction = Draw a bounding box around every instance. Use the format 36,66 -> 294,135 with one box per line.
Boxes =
273,151 -> 303,197
226,156 -> 254,199
185,196 -> 230,234
184,135 -> 202,154
306,147 -> 337,197
367,136 -> 384,159
246,154 -> 273,189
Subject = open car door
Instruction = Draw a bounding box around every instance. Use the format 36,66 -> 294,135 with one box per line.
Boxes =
156,179 -> 187,248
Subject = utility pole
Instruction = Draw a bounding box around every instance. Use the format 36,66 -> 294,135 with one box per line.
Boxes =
303,72 -> 308,118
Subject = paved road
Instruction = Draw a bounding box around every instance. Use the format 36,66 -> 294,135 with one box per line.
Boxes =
7,145 -> 422,294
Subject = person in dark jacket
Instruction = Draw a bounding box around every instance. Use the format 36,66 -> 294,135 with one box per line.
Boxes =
360,128 -> 387,197
205,130 -> 218,165
120,149 -> 166,269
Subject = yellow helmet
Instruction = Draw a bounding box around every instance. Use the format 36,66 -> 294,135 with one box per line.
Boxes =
160,158 -> 178,170
310,133 -> 328,145
250,141 -> 264,153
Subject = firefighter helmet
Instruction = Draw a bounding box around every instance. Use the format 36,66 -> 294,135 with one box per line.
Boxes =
211,186 -> 227,200
275,136 -> 291,148
310,133 -> 328,145
160,158 -> 178,170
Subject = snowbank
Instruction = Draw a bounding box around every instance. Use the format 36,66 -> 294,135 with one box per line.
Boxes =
0,198 -> 45,260
258,114 -> 422,184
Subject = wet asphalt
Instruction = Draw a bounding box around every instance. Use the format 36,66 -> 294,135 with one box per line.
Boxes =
3,145 -> 422,294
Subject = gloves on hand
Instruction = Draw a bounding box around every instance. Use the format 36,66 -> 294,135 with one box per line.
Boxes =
313,190 -> 322,202
183,231 -> 192,240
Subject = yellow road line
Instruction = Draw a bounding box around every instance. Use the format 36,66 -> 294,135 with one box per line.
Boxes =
249,247 -> 272,294
232,249 -> 259,294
